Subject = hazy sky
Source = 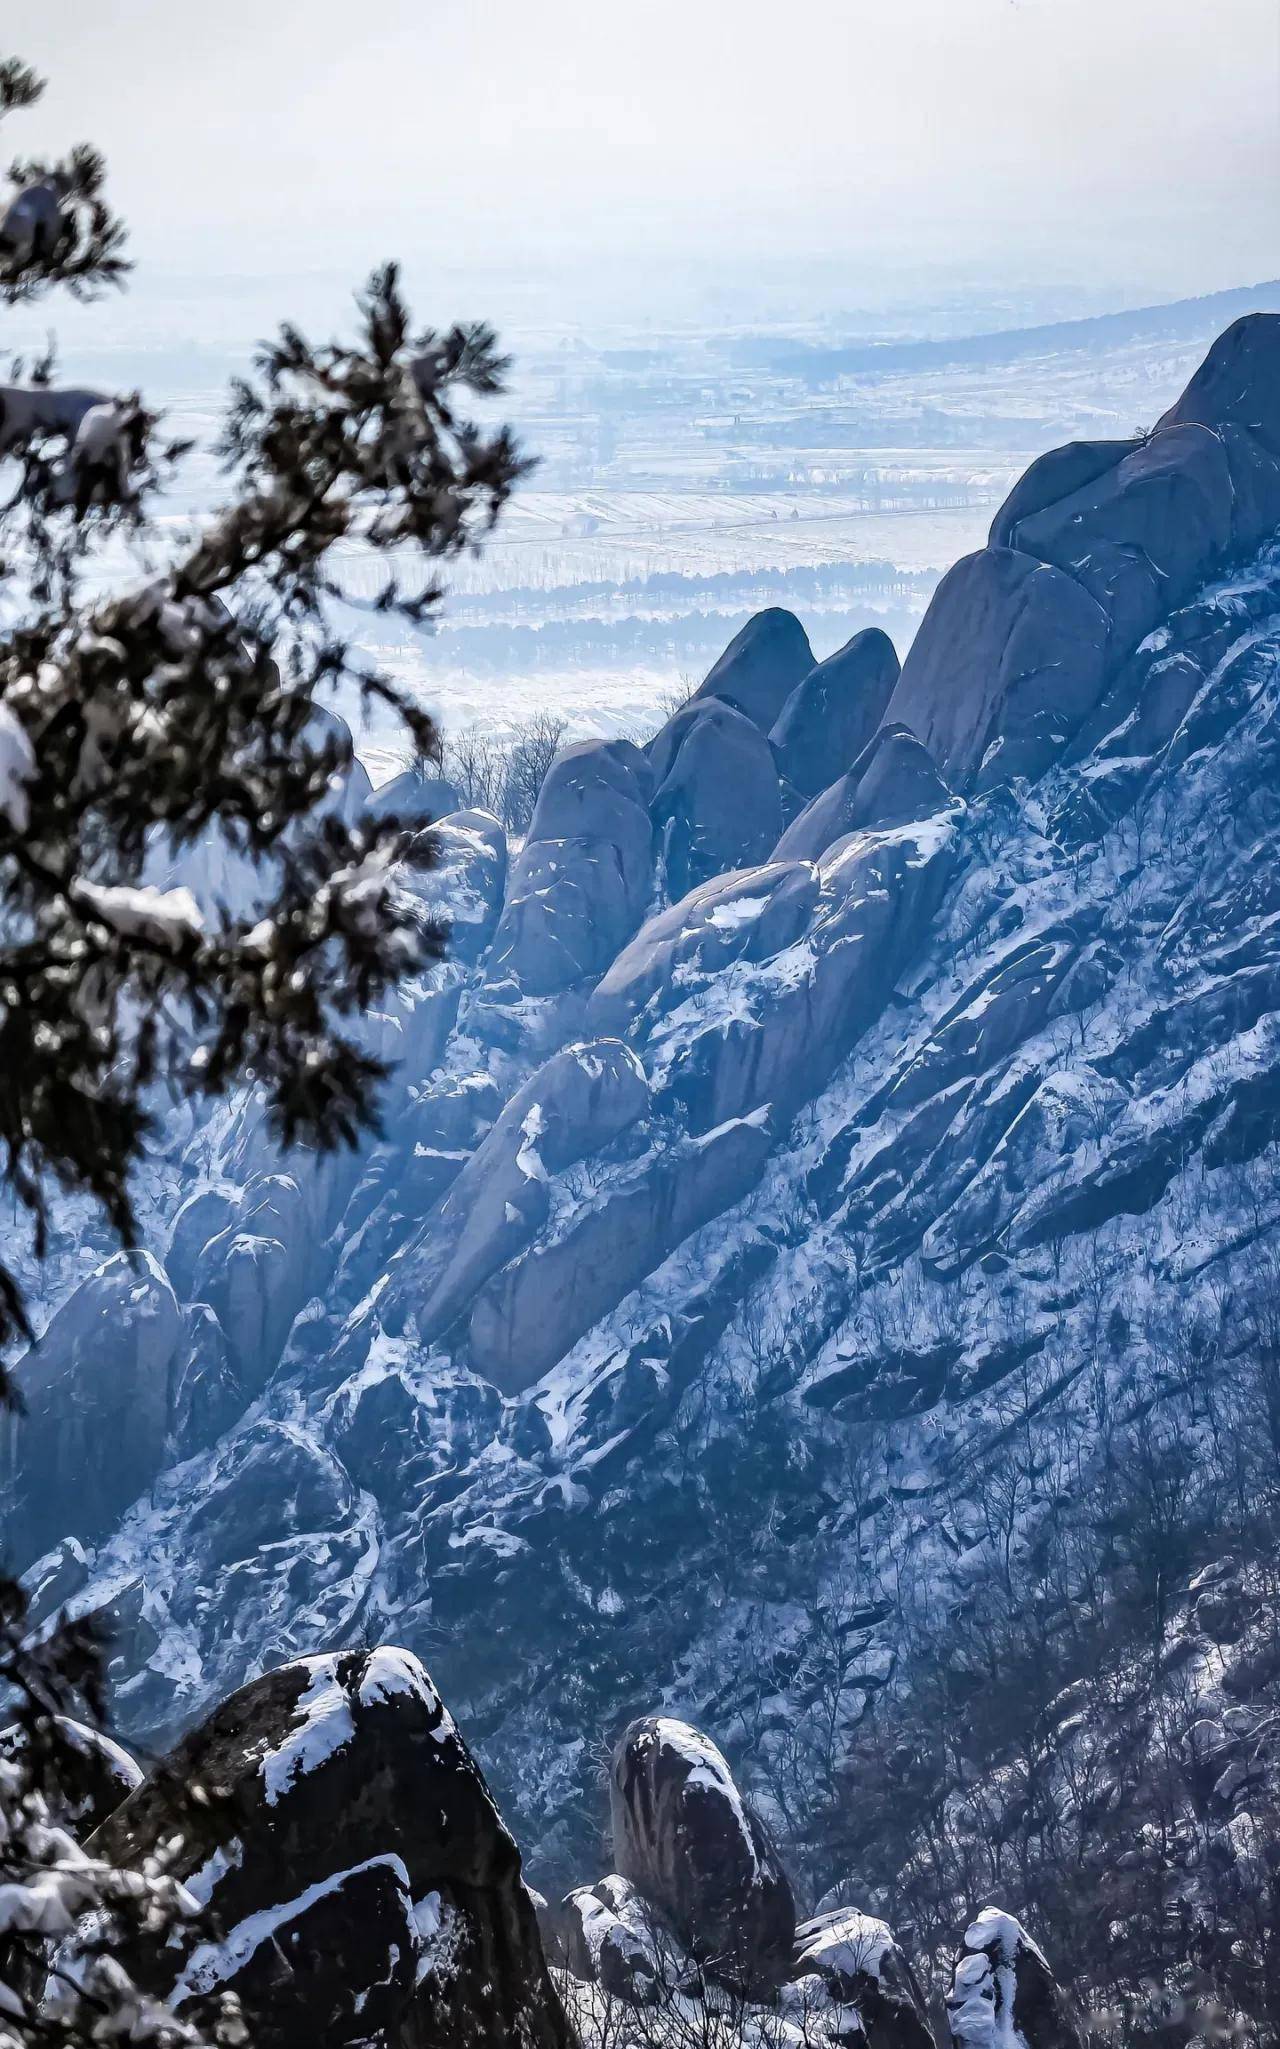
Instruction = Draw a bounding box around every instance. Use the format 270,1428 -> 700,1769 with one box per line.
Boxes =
6,0 -> 1279,313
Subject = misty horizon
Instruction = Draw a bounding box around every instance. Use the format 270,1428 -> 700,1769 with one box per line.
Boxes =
6,0 -> 1277,327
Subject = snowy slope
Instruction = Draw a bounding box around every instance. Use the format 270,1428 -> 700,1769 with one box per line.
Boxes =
9,314 -> 1280,1915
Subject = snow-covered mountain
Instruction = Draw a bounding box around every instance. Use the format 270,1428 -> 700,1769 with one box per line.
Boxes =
9,311 -> 1280,1981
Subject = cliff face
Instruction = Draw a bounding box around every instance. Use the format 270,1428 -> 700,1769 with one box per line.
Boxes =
10,317 -> 1280,1967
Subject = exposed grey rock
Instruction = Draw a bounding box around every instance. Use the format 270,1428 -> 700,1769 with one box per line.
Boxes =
614,812 -> 959,1138
20,1535 -> 91,1629
591,860 -> 821,1038
1006,422 -> 1233,655
487,741 -> 653,995
610,1715 -> 795,1992
330,1072 -> 503,1311
1159,310 -> 1280,457
466,1110 -> 774,1393
184,1421 -> 355,1574
410,807 -> 507,966
192,1175 -> 313,1399
988,437 -> 1142,550
367,762 -> 462,826
1157,313 -> 1280,550
166,1185 -> 241,1302
689,607 -> 815,730
887,545 -> 1110,791
770,628 -> 901,797
169,1302 -> 241,1456
792,1910 -> 933,2049
487,840 -> 638,998
651,699 -> 783,899
1,1252 -> 183,1572
381,1039 -> 650,1354
774,727 -> 950,862
90,1647 -> 571,2049
947,1909 -> 1081,2049
17,317 -> 1280,1969
527,737 -> 655,840
893,324 -> 1280,799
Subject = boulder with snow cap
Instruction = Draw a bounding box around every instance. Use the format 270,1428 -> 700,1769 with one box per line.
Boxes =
774,726 -> 951,863
688,606 -> 815,731
406,806 -> 507,966
947,1909 -> 1081,2049
650,699 -> 784,900
89,1645 -> 572,2049
770,627 -> 901,797
0,1714 -> 143,1837
610,1715 -> 795,1992
590,860 -> 821,1039
792,1909 -> 933,2049
559,1874 -> 664,2003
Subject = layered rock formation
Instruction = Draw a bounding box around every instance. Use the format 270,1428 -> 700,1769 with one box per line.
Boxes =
7,316 -> 1280,2015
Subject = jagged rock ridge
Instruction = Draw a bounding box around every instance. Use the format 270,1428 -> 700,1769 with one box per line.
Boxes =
7,317 -> 1280,2003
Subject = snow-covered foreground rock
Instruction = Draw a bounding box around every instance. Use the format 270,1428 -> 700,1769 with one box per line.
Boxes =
8,313 -> 1280,2029
84,1645 -> 572,2049
4,1648 -> 1078,2049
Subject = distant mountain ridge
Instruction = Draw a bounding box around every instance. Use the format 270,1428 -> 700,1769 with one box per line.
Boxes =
730,279 -> 1280,381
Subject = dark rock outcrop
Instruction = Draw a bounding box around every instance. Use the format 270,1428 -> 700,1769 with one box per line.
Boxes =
90,1646 -> 571,2049
689,607 -> 815,730
609,1715 -> 795,1991
947,1909 -> 1081,2049
771,627 -> 901,797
